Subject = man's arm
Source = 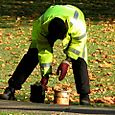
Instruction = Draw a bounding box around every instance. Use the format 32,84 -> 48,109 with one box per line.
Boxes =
30,19 -> 53,77
63,18 -> 87,61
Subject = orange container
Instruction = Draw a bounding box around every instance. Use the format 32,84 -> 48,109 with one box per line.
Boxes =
54,90 -> 70,105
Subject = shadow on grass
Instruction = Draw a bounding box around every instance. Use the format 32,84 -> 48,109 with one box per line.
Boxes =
0,0 -> 115,28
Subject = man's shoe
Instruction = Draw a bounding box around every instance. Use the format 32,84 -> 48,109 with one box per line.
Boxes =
80,94 -> 90,105
80,100 -> 90,105
0,87 -> 16,100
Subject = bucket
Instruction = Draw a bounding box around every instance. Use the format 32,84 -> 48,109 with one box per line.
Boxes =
54,90 -> 70,105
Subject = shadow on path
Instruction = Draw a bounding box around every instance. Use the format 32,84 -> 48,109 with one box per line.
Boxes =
0,99 -> 115,114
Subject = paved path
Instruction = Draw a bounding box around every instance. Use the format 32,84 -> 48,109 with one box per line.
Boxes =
0,99 -> 115,114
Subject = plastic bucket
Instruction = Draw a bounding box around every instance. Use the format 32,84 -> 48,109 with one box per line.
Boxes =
54,90 -> 69,105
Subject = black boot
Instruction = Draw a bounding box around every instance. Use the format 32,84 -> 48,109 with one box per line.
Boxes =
0,87 -> 16,100
30,84 -> 45,103
80,94 -> 90,105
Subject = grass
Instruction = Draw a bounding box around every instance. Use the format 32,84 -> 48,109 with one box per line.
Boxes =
0,16 -> 114,106
0,112 -> 37,115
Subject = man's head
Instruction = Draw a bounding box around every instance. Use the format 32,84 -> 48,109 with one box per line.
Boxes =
48,17 -> 68,40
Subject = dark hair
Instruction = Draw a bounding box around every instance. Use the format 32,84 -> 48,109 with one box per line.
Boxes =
48,17 -> 68,40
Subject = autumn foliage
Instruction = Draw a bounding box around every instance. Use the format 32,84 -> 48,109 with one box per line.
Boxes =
0,1 -> 115,106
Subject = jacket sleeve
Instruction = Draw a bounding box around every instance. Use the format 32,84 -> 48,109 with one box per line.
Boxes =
63,18 -> 87,62
30,19 -> 53,77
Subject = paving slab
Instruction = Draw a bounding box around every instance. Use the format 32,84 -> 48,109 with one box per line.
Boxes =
0,99 -> 115,114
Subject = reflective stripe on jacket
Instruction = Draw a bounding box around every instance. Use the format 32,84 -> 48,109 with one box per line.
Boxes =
30,5 -> 87,76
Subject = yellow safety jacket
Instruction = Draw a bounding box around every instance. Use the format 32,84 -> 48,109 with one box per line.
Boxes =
30,5 -> 87,76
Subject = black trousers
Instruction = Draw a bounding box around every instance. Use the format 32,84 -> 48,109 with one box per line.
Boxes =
8,48 -> 90,94
8,48 -> 39,90
71,58 -> 90,94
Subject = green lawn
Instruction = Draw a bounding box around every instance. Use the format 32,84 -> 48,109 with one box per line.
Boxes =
0,16 -> 114,107
0,1 -> 115,108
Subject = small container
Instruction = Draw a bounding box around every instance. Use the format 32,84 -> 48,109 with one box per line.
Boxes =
54,90 -> 70,105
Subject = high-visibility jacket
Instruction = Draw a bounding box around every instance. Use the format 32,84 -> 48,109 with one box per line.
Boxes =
30,5 -> 87,76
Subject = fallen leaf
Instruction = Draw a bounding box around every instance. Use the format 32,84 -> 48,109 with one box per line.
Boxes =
99,61 -> 112,68
4,47 -> 12,50
1,63 -> 5,68
94,96 -> 115,105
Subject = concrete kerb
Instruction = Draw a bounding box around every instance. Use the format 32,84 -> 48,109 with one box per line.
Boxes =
0,99 -> 115,114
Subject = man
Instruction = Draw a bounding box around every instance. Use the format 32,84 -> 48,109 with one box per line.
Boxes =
0,4 -> 90,105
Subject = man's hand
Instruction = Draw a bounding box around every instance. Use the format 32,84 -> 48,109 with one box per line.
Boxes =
40,76 -> 49,90
56,60 -> 70,81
